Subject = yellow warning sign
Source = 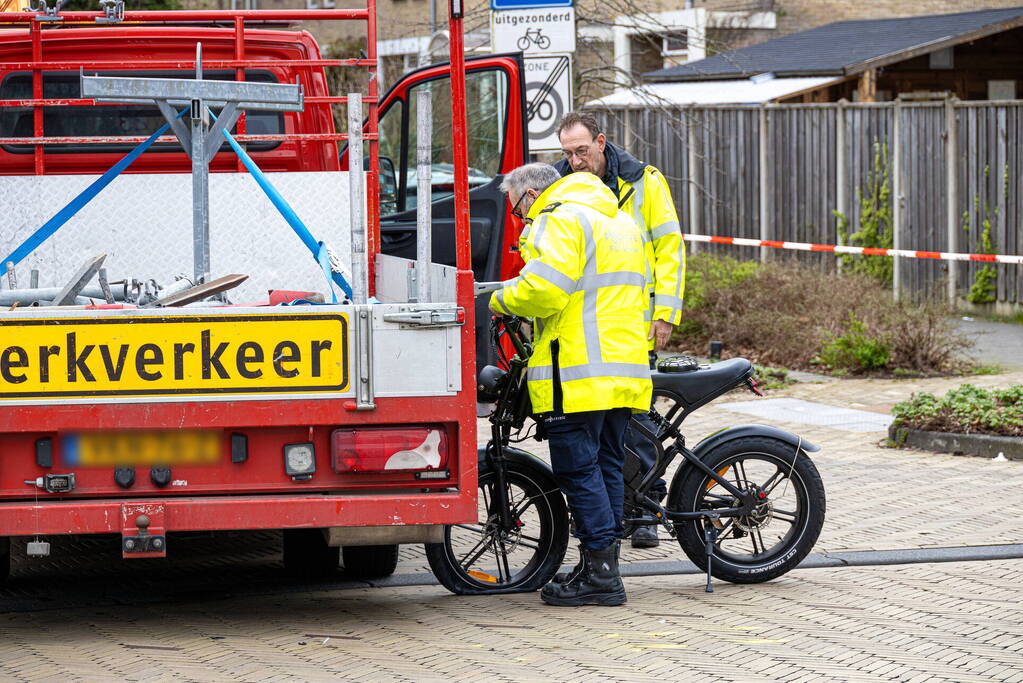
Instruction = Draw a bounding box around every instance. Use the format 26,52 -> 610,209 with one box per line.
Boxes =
0,312 -> 349,400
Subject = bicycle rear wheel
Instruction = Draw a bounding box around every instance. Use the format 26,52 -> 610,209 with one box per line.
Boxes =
426,456 -> 569,594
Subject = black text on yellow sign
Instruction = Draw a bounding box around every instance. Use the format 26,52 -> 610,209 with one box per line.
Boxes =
0,313 -> 349,399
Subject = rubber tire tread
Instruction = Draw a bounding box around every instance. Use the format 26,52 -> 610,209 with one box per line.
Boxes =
425,460 -> 569,595
670,436 -> 825,584
342,544 -> 400,579
0,538 -> 9,586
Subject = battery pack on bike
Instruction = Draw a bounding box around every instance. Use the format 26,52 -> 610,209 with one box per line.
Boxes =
657,356 -> 699,373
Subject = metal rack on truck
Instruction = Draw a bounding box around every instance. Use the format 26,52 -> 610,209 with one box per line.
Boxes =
0,0 -> 485,581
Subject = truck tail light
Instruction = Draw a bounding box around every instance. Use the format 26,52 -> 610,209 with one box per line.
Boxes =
331,426 -> 448,473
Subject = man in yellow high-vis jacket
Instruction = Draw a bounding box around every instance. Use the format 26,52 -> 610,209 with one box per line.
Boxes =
554,111 -> 687,549
490,163 -> 651,607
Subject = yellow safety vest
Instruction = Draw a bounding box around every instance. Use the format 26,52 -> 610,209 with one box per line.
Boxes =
490,173 -> 652,414
617,166 -> 687,332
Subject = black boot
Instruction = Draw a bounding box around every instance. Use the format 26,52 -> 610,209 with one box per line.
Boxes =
551,556 -> 584,585
631,493 -> 665,548
551,538 -> 621,584
541,543 -> 626,606
631,519 -> 660,548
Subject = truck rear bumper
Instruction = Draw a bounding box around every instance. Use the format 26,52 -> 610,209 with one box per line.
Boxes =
0,491 -> 475,537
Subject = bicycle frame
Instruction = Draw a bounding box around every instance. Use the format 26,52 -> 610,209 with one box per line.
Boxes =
483,317 -> 533,531
624,394 -> 758,525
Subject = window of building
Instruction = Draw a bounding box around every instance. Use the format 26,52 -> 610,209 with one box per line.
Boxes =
662,30 -> 689,57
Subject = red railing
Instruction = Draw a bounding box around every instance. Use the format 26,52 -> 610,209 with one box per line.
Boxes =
0,5 -> 382,290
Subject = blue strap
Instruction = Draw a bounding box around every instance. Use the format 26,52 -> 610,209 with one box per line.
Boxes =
214,114 -> 353,301
1,108 -> 188,270
316,242 -> 338,304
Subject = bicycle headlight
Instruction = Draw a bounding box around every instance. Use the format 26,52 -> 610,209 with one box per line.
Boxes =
476,365 -> 508,403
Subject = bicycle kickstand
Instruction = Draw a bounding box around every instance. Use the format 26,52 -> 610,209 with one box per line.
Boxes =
703,516 -> 719,593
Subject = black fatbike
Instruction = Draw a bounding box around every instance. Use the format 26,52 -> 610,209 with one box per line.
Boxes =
426,316 -> 826,594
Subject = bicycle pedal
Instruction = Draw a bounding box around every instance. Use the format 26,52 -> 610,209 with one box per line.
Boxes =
657,355 -> 699,373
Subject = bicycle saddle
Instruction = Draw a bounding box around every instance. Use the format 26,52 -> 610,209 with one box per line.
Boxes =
652,358 -> 754,412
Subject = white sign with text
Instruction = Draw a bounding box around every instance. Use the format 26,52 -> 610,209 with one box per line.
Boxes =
491,7 -> 576,55
524,54 -> 573,152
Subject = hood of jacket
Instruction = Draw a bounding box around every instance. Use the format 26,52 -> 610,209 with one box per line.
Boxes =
552,141 -> 646,198
527,172 -> 620,221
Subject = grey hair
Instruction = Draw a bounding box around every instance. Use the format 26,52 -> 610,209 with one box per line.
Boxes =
499,162 -> 562,197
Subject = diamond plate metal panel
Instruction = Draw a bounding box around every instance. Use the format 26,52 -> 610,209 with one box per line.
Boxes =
0,171 -> 351,304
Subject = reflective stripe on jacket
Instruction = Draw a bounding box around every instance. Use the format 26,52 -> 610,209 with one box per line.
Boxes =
617,165 -> 687,329
490,173 -> 652,414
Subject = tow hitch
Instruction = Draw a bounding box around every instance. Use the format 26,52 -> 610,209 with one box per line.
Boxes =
121,505 -> 167,558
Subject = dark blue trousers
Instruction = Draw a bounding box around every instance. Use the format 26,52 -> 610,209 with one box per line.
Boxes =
543,407 -> 631,551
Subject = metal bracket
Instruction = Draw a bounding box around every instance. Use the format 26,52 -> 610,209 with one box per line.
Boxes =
382,307 -> 464,328
474,281 -> 504,296
30,0 -> 63,21
156,99 -> 192,155
123,534 -> 165,554
95,0 -> 124,23
204,101 -> 240,161
353,305 -> 376,410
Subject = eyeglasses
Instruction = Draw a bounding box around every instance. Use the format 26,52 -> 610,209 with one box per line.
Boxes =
510,193 -> 527,220
562,145 -> 593,160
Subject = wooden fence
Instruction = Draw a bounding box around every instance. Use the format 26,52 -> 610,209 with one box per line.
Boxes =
591,100 -> 1023,307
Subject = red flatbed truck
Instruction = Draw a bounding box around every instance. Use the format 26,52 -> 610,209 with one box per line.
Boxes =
0,3 -> 529,580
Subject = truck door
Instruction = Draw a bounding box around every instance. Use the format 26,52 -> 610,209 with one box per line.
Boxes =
374,55 -> 528,367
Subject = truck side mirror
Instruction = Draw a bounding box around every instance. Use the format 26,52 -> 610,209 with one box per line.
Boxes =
378,155 -> 398,215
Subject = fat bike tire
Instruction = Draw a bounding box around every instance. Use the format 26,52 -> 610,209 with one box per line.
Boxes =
670,436 -> 825,584
426,459 -> 569,595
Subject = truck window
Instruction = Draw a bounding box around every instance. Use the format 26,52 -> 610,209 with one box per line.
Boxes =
0,70 -> 283,155
389,68 -> 507,213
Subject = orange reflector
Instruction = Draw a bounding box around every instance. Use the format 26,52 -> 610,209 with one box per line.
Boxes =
467,570 -> 498,583
706,466 -> 730,490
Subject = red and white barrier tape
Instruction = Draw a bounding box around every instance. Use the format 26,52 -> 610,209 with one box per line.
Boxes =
684,234 -> 1023,265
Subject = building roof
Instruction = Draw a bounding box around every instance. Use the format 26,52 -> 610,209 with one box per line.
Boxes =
645,7 -> 1023,82
585,76 -> 841,107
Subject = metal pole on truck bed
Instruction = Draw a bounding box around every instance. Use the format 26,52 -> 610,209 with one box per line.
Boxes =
348,93 -> 367,305
416,89 -> 432,303
448,0 -> 470,291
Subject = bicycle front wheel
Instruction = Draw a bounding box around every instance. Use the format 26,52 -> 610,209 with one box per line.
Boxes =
426,458 -> 569,594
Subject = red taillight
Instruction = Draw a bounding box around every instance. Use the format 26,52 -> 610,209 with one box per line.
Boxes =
331,426 -> 448,473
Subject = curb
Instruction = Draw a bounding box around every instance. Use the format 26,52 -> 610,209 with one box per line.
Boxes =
889,425 -> 1023,461
369,543 -> 1023,587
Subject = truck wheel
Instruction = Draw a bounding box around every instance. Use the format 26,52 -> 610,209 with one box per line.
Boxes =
0,537 -> 9,585
282,529 -> 340,578
342,544 -> 400,579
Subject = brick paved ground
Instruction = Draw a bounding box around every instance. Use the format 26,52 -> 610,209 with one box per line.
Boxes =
1,558 -> 1020,681
3,372 -> 1022,680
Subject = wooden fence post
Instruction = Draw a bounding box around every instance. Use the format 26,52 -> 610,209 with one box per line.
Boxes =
836,99 -> 847,274
758,104 -> 770,263
687,106 -> 701,254
945,96 -> 958,305
892,99 -> 903,302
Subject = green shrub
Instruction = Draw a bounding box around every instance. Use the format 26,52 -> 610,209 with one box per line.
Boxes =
892,384 -> 1023,437
672,256 -> 974,375
816,316 -> 890,372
